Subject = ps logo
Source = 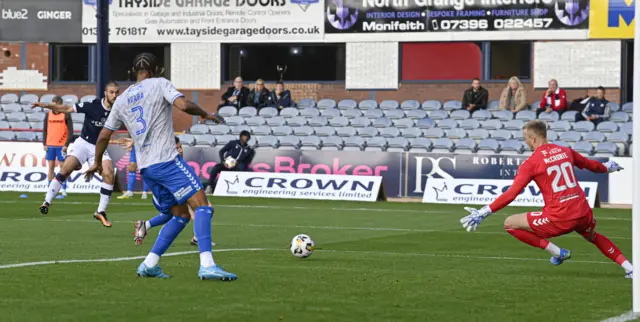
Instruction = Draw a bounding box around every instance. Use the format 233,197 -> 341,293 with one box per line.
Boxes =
413,156 -> 456,193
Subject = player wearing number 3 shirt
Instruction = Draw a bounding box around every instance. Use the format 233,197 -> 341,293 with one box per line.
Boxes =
460,120 -> 632,278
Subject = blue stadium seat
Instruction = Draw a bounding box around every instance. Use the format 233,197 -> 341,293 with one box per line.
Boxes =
320,108 -> 341,118
552,141 -> 570,148
364,137 -> 388,151
437,119 -> 458,130
338,99 -> 357,110
225,116 -> 245,126
178,134 -> 196,146
450,109 -> 470,120
471,109 -> 491,121
572,141 -> 594,156
230,125 -> 251,136
358,100 -> 378,110
573,121 -> 595,132
538,111 -> 559,122
443,100 -> 462,111
329,116 -> 350,127
372,117 -> 392,128
0,121 -> 9,129
384,109 -> 405,119
583,131 -> 606,143
0,111 -> 5,121
487,100 -> 500,111
454,138 -> 477,154
313,126 -> 336,137
387,137 -> 409,152
287,116 -> 308,127
500,140 -> 524,155
428,109 -> 449,120
189,124 -> 209,135
622,102 -> 633,113
6,112 -> 26,122
322,136 -> 344,151
379,100 -> 399,110
30,122 -> 44,131
350,117 -> 372,128
405,110 -> 427,119
416,118 -> 435,129
278,136 -> 301,150
336,126 -> 357,137
622,122 -> 633,136
559,131 -> 582,142
609,102 -> 620,112
482,119 -> 503,130
561,110 -> 578,121
610,111 -> 630,123
272,125 -> 294,136
297,98 -> 316,109
266,116 -> 286,127
239,106 -> 257,117
596,121 -> 619,133
493,110 -> 514,121
341,109 -> 363,119
512,130 -> 524,141
252,125 -> 272,136
15,131 -> 37,141
546,130 -> 559,141
26,112 -> 45,123
432,138 -> 454,153
503,119 -> 524,131
409,138 -> 432,151
39,94 -> 56,104
549,120 -> 572,132
379,127 -> 400,138
477,139 -> 500,154
421,100 -> 442,111
246,116 -> 267,126
259,107 -> 279,118
393,118 -> 414,128
209,125 -> 230,135
446,128 -> 467,140
300,108 -> 320,118
343,136 -> 365,151
364,109 -> 384,119
515,110 -> 536,121
400,100 -> 420,110
422,128 -> 445,139
19,94 -> 39,106
218,106 -> 237,117
293,126 -> 315,136
216,134 -> 236,146
195,134 -> 216,146
62,95 -> 78,105
401,128 -> 423,138
317,99 -> 336,109
0,130 -> 15,140
491,129 -> 513,141
607,132 -> 630,154
300,136 -> 321,150
256,136 -> 279,149
460,119 -> 480,130
469,129 -> 490,141
2,103 -> 22,113
1,93 -> 18,104
280,107 -> 300,118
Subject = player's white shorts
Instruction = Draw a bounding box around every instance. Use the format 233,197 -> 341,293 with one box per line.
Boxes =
67,137 -> 111,165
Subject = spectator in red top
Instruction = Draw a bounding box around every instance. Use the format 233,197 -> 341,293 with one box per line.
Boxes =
537,79 -> 568,116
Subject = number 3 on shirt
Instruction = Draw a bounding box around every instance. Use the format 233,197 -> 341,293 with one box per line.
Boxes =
547,161 -> 577,193
131,105 -> 147,135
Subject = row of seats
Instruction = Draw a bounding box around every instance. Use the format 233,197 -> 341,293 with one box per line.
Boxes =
178,133 -> 624,157
0,112 -> 86,123
0,93 -> 94,106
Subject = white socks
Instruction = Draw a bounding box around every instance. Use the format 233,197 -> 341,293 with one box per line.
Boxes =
145,221 -> 152,230
143,253 -> 160,268
97,183 -> 114,213
200,252 -> 215,268
45,180 -> 63,204
545,242 -> 561,257
621,260 -> 633,273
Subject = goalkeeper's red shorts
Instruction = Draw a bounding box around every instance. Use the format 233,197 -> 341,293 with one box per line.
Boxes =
527,209 -> 595,239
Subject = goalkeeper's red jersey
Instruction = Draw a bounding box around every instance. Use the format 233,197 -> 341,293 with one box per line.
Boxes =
489,143 -> 607,221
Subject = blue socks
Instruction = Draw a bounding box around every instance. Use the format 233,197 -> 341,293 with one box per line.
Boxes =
194,206 -> 214,253
127,171 -> 136,191
143,180 -> 149,193
148,213 -> 172,229
150,216 -> 189,256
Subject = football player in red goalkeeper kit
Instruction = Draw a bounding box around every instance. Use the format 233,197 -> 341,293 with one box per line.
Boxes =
460,120 -> 632,278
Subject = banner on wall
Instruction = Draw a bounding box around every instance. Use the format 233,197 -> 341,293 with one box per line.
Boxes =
0,0 -> 83,42
81,0 -> 324,43
325,0 -> 590,34
589,0 -> 635,38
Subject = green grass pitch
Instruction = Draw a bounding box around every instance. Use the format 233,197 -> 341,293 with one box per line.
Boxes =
0,192 -> 633,322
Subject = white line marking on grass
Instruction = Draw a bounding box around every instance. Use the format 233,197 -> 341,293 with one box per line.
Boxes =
600,311 -> 638,322
0,248 -> 265,269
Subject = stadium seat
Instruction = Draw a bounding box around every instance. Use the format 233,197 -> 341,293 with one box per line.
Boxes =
320,108 -> 341,118
493,110 -> 513,121
379,100 -> 399,110
559,131 -> 582,142
405,110 -> 427,119
469,129 -> 490,141
337,99 -> 357,110
450,110 -> 470,120
239,106 -> 258,117
596,121 -> 619,133
246,116 -> 267,127
561,110 -> 578,121
401,128 -> 423,138
30,122 -> 43,131
343,136 -> 365,151
19,94 -> 39,106
336,127 -> 357,137
416,118 -> 435,129
572,141 -> 594,156
595,142 -> 619,156
622,102 -> 633,113
477,139 -> 500,154
573,121 -> 595,132
364,109 -> 384,119
0,121 -> 9,129
387,137 -> 409,152
314,126 -> 336,137
422,128 -> 445,139
178,134 -> 195,146
216,135 -> 236,146
583,131 -> 606,143
189,124 -> 209,134
278,136 -> 300,150
460,119 -> 480,130
384,109 -> 405,119
454,138 -> 477,154
622,122 -> 633,136
538,111 -> 559,122
350,117 -> 372,128
607,132 -> 629,154
280,107 -> 299,118
341,109 -> 363,119
552,141 -> 570,148
300,108 -> 320,118
482,119 -> 503,130
364,137 -> 387,151
610,111 -> 630,123
300,136 -> 321,150
297,98 -> 316,109
317,99 -> 336,109
409,138 -> 432,151
1,93 -> 18,104
15,131 -> 36,141
259,107 -> 279,118
218,106 -> 237,117
358,127 -> 379,138
287,116 -> 307,127
512,130 -> 524,141
6,112 -> 26,122
530,100 -> 541,110
400,100 -> 420,110
2,103 -> 22,113
438,119 -> 458,130
0,111 -> 5,121
73,123 -> 82,132
372,117 -> 392,128
26,112 -> 45,122
329,116 -> 349,127
503,119 -> 524,131
471,110 -> 491,121
487,100 -> 501,111
209,125 -> 230,135
225,116 -> 245,126
272,125 -> 293,136
252,125 -> 272,136
443,100 -> 462,111
379,127 -> 400,138
39,94 -> 56,104
358,100 -> 378,110
515,110 -> 536,121
256,136 -> 279,149
62,95 -> 78,104
322,136 -> 344,151
428,109 -> 448,120
393,118 -> 414,129
446,128 -> 467,140
421,100 -> 442,111
609,102 -> 620,112
0,130 -> 15,140
431,138 -> 454,153
491,129 -> 513,141
549,120 -> 572,132
500,140 -> 524,154
195,134 -> 216,146
230,125 -> 251,135
546,130 -> 559,141
80,95 -> 96,103
293,126 -> 314,136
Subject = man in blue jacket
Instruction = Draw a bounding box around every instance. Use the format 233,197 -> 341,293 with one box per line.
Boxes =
205,130 -> 255,194
267,81 -> 294,109
574,86 -> 611,126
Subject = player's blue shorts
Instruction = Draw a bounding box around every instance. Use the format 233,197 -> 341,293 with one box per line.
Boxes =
130,147 -> 137,163
45,146 -> 65,161
141,154 -> 202,214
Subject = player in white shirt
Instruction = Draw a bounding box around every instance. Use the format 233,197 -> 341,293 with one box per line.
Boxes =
84,53 -> 234,281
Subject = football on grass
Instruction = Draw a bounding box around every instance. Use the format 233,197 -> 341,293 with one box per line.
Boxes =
290,234 -> 315,258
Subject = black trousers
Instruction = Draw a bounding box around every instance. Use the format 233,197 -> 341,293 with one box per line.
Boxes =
208,162 -> 250,188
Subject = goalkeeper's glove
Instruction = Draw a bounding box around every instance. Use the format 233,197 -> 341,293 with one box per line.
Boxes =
603,160 -> 624,173
460,205 -> 492,232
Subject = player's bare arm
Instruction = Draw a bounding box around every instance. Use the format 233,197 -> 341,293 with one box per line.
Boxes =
33,102 -> 75,113
84,127 -> 114,180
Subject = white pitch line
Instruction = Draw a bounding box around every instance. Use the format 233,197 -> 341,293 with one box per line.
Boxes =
600,311 -> 638,322
0,248 -> 266,269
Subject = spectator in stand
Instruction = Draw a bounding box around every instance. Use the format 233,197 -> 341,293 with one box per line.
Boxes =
246,78 -> 270,109
43,96 -> 72,198
461,78 -> 488,112
267,81 -> 294,110
575,86 -> 611,126
219,76 -> 249,110
205,130 -> 255,195
499,76 -> 528,112
537,79 -> 568,116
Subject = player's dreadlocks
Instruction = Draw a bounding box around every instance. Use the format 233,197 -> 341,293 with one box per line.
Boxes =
132,52 -> 163,77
